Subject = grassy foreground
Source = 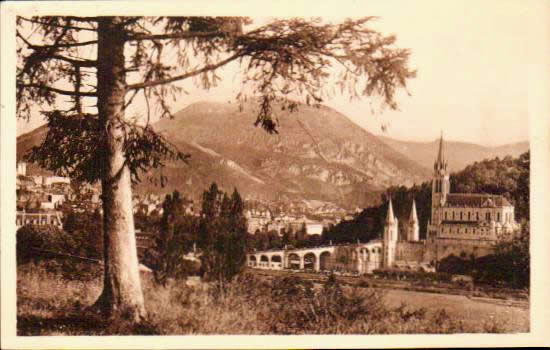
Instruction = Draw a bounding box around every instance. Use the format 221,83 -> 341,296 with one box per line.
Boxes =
17,262 -> 525,335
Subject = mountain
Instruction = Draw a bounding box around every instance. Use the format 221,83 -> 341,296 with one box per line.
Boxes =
16,101 -> 432,209
378,136 -> 529,173
148,101 -> 431,208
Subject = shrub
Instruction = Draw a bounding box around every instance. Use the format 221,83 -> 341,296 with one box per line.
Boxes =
17,225 -> 103,281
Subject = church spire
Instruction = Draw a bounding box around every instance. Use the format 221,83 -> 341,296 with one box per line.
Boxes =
386,198 -> 396,224
435,131 -> 447,171
409,199 -> 418,223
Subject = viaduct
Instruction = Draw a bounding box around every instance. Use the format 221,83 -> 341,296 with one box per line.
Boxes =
246,240 -> 384,274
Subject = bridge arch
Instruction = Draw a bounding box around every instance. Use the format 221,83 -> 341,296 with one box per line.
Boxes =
319,251 -> 332,271
270,254 -> 283,269
260,255 -> 269,268
287,253 -> 302,269
303,252 -> 316,270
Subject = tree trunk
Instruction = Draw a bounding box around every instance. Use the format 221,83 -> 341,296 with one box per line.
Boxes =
93,16 -> 146,322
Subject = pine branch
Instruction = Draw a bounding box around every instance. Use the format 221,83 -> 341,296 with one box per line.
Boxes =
19,16 -> 97,32
127,52 -> 243,90
19,83 -> 97,97
17,30 -> 97,49
125,31 -> 224,42
49,54 -> 97,68
64,16 -> 99,23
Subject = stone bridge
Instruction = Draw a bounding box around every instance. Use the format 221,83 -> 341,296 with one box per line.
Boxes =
247,241 -> 384,275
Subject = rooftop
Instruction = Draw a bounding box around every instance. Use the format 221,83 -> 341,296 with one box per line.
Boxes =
445,193 -> 511,208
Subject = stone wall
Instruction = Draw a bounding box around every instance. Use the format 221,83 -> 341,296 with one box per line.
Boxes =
395,239 -> 496,266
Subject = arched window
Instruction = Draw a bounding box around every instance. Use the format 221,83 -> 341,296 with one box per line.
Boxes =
452,212 -> 455,220
468,212 -> 471,221
460,212 -> 463,220
497,212 -> 501,222
444,211 -> 448,220
476,212 -> 479,221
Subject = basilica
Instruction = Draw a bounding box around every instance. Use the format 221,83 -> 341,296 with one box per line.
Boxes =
383,134 -> 520,269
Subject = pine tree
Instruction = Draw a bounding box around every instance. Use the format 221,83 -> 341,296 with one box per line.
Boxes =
198,185 -> 248,289
17,16 -> 415,321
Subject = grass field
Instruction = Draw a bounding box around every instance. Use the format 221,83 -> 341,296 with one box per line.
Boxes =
16,262 -> 529,335
383,289 -> 529,333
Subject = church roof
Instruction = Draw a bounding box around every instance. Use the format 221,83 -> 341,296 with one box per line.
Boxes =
445,193 -> 512,208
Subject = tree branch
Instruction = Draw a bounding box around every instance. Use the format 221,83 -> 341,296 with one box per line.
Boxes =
19,83 -> 97,97
50,54 -> 97,68
64,16 -> 99,23
17,30 -> 97,48
127,52 -> 243,90
19,16 -> 97,32
125,31 -> 224,42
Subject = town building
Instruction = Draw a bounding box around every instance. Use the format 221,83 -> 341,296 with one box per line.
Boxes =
17,162 -> 27,176
16,210 -> 63,229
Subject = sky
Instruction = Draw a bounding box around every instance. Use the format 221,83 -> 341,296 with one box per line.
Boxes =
16,1 -> 538,146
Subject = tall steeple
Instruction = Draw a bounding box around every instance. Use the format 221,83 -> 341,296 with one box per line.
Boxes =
434,130 -> 447,172
431,130 -> 451,221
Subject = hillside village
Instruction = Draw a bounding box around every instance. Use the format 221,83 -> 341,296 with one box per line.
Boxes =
16,160 -> 356,235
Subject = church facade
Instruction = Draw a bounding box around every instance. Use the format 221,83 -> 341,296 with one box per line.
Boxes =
383,135 -> 520,269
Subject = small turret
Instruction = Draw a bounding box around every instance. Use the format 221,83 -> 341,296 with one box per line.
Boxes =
383,198 -> 398,268
408,199 -> 420,241
385,198 -> 396,224
409,199 -> 418,223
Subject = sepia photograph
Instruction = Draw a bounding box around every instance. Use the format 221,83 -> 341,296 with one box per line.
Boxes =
2,0 -> 549,348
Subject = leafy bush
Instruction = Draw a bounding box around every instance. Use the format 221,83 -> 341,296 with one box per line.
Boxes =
16,225 -> 102,281
436,225 -> 529,289
17,224 -> 103,281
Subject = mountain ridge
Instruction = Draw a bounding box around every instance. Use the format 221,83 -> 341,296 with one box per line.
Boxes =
16,100 -> 527,209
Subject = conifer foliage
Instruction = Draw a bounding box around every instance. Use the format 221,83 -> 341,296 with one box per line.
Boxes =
146,190 -> 200,285
198,183 -> 248,290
